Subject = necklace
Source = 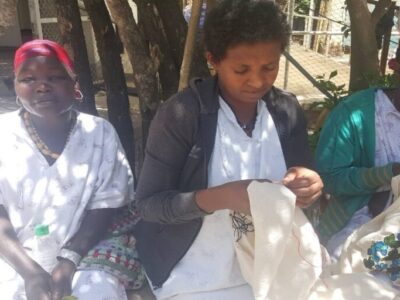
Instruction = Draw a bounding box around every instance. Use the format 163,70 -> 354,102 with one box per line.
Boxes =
23,111 -> 76,160
237,117 -> 257,131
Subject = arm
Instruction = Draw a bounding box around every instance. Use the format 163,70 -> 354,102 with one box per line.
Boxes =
51,209 -> 117,300
137,93 -> 322,222
135,96 -> 210,224
315,103 -> 394,198
51,122 -> 133,299
0,205 -> 52,300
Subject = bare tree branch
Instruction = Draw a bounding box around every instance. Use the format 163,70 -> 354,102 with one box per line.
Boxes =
371,0 -> 393,26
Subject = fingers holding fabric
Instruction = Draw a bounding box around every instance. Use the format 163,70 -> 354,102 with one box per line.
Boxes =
282,167 -> 323,208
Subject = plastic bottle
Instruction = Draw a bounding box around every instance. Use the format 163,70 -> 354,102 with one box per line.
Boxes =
31,224 -> 59,273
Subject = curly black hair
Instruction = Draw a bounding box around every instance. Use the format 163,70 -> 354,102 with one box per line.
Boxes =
203,0 -> 290,62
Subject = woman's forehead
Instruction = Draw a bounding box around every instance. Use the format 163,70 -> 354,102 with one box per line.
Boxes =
16,56 -> 72,77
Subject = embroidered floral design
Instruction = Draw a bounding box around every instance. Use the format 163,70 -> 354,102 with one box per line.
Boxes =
231,211 -> 254,241
364,233 -> 400,285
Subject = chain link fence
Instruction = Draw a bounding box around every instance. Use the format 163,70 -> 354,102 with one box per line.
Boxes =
275,0 -> 400,104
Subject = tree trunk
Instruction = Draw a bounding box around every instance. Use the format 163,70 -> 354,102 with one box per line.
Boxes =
346,0 -> 391,91
54,0 -> 97,115
154,0 -> 209,79
106,0 -> 160,147
154,0 -> 187,69
83,0 -> 136,175
136,0 -> 180,100
206,0 -> 217,12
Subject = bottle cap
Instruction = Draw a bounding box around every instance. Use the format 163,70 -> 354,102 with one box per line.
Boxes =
34,224 -> 49,237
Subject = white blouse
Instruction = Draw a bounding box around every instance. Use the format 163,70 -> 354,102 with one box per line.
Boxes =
0,110 -> 134,282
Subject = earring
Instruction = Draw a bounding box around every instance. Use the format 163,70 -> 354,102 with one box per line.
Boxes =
74,89 -> 83,102
15,96 -> 22,107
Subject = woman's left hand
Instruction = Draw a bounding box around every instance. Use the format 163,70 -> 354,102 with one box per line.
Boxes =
282,167 -> 323,208
50,259 -> 76,300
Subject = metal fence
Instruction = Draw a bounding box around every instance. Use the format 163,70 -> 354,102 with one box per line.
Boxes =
275,0 -> 400,103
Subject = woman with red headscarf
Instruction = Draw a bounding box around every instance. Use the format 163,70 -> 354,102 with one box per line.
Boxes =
0,40 -> 134,299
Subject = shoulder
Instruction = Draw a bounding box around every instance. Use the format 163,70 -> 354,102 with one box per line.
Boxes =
0,110 -> 23,134
0,110 -> 21,123
271,86 -> 298,100
76,112 -> 119,138
157,76 -> 217,119
342,87 -> 376,109
327,88 -> 376,122
264,87 -> 304,125
153,83 -> 202,128
271,86 -> 298,102
265,87 -> 301,112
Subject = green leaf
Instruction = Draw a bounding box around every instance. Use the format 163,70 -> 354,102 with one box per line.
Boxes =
329,70 -> 338,79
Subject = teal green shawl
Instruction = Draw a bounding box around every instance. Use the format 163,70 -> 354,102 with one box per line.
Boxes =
316,88 -> 394,242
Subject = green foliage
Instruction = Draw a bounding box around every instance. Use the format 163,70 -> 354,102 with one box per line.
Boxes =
295,0 -> 311,14
364,72 -> 399,89
310,70 -> 348,111
308,70 -> 398,151
341,25 -> 351,38
308,70 -> 348,151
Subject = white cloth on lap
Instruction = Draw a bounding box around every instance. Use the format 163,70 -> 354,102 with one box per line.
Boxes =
235,181 -> 323,300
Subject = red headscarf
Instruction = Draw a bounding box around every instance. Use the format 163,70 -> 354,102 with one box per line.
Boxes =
14,39 -> 75,77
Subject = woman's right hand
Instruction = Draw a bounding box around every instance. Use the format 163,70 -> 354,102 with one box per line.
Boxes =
196,179 -> 272,215
24,270 -> 52,300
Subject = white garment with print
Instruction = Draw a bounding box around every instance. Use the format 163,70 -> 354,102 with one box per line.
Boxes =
153,98 -> 287,299
0,110 -> 134,299
375,89 -> 400,188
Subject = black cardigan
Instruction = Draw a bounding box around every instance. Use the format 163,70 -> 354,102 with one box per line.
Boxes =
134,76 -> 313,288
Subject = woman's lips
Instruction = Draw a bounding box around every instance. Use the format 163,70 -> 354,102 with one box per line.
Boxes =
34,97 -> 56,107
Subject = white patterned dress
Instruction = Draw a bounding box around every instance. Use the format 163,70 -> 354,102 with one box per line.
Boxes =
0,110 -> 134,300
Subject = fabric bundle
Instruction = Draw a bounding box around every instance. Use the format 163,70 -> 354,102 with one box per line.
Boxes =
234,181 -> 323,300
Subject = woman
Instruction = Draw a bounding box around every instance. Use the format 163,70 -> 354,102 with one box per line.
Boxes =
0,39 -> 134,300
316,81 -> 400,260
134,1 -> 323,299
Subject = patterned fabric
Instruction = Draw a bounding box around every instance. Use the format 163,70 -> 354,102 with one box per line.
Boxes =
80,208 -> 145,290
80,235 -> 145,290
375,89 -> 400,190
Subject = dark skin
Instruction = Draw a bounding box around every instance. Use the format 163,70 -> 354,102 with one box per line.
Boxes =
0,55 -> 116,300
196,42 -> 323,214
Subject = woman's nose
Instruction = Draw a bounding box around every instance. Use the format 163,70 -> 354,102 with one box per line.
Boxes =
247,73 -> 264,89
35,80 -> 52,92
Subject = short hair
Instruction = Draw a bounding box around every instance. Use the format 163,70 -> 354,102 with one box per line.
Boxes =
203,0 -> 290,62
